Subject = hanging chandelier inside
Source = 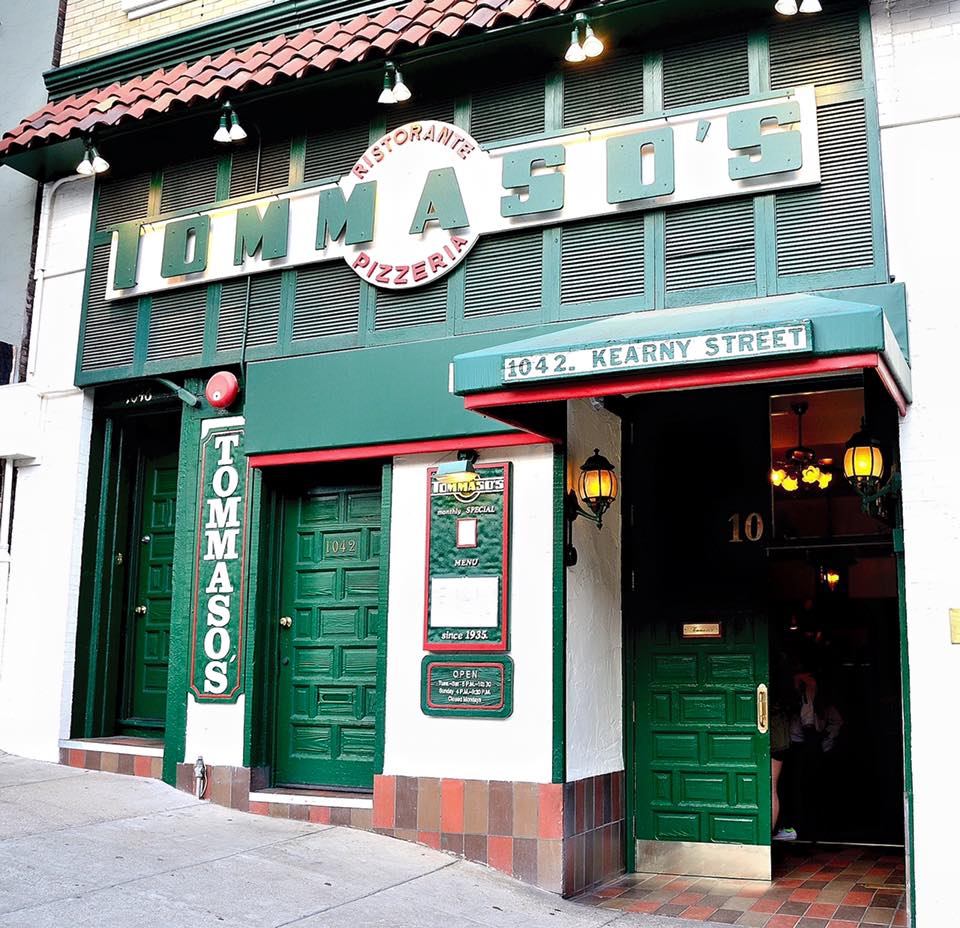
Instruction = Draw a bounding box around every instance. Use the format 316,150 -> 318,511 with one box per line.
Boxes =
770,401 -> 833,492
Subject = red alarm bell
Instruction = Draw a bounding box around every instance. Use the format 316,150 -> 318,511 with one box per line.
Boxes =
205,371 -> 240,409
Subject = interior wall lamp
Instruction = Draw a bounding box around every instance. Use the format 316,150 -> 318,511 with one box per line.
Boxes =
565,448 -> 618,566
378,61 -> 412,105
565,12 -> 605,63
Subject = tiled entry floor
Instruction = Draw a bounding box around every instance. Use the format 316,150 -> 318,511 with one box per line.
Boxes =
579,845 -> 907,926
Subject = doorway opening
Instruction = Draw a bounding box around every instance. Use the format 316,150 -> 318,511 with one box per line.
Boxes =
621,377 -> 907,899
72,404 -> 181,744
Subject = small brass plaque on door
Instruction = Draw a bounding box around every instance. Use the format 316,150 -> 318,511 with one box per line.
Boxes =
682,622 -> 722,639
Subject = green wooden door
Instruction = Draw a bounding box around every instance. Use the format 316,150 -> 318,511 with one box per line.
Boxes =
119,442 -> 178,731
635,612 -> 770,847
275,484 -> 382,788
626,389 -> 772,866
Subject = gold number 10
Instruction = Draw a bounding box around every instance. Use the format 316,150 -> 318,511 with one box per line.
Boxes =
728,512 -> 764,543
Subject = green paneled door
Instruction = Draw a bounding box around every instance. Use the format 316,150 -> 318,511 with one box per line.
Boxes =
626,388 -> 773,872
275,484 -> 381,788
635,613 -> 769,847
119,442 -> 178,731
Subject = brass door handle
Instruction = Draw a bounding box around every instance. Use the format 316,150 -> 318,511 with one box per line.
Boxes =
757,683 -> 769,734
279,616 -> 293,628
134,605 -> 147,616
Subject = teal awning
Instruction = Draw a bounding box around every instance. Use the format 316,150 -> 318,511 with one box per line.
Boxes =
452,290 -> 911,403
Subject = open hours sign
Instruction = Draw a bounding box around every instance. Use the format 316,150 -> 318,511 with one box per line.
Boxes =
421,655 -> 514,719
423,462 -> 510,652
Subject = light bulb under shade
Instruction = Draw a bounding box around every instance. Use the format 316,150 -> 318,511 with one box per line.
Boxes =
378,86 -> 397,104
782,474 -> 800,492
392,76 -> 412,103
565,27 -> 587,63
799,0 -> 822,11
774,0 -> 799,14
228,122 -> 248,142
75,156 -> 95,177
91,154 -> 111,174
581,26 -> 604,58
770,468 -> 786,487
214,115 -> 231,143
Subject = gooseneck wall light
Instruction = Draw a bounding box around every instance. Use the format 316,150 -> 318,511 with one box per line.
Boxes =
378,61 -> 412,105
75,139 -> 110,176
436,450 -> 480,493
565,12 -> 605,63
213,101 -> 248,144
565,448 -> 619,566
775,0 -> 822,15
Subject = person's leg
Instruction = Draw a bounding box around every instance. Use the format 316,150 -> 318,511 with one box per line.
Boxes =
771,756 -> 783,834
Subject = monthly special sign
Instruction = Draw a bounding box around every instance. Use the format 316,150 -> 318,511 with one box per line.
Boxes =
424,463 -> 511,652
104,86 -> 820,299
189,424 -> 248,701
420,654 -> 514,718
502,321 -> 813,383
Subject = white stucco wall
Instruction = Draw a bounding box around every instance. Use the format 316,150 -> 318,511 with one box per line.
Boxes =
870,2 -> 960,924
383,443 -> 556,783
0,177 -> 95,761
565,400 -> 623,781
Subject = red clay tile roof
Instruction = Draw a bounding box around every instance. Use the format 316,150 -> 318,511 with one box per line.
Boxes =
0,0 -> 578,157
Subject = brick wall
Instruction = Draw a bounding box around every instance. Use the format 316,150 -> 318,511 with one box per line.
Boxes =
60,0 -> 275,65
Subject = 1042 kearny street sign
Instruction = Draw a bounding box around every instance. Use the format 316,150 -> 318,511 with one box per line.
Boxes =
503,321 -> 813,383
105,86 -> 820,300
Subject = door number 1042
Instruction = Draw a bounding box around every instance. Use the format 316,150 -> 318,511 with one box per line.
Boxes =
728,512 -> 764,543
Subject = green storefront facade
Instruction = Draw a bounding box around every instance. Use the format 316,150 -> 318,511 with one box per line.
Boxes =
2,0 -> 917,906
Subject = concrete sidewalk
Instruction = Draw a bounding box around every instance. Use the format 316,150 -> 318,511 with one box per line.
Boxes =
0,753 -> 728,928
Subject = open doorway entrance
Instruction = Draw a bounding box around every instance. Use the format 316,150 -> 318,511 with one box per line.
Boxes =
622,377 -> 906,890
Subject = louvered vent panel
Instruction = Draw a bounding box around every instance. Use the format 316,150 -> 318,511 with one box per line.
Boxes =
663,34 -> 749,109
96,172 -> 152,230
217,279 -> 247,352
146,286 -> 205,361
304,122 -> 370,182
230,139 -> 292,198
563,49 -> 644,127
471,75 -> 545,143
81,245 -> 138,370
292,264 -> 360,339
245,272 -> 282,347
561,214 -> 644,304
776,100 -> 872,277
464,231 -> 542,319
665,198 -> 755,292
160,154 -> 219,213
769,7 -> 862,89
386,98 -> 455,132
375,279 -> 447,330
229,147 -> 257,199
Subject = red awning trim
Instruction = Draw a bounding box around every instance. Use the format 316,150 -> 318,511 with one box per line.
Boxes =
247,430 -> 553,468
463,353 -> 909,417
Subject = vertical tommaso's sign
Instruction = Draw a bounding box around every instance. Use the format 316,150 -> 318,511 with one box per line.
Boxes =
424,462 -> 511,652
189,424 -> 248,701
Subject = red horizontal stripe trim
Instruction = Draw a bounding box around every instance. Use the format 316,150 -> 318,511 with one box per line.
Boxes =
464,354 -> 882,410
248,431 -> 551,468
874,355 -> 909,416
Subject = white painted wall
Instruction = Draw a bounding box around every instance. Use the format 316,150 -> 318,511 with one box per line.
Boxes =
870,2 -> 960,924
565,400 -> 623,781
0,177 -> 95,761
383,443 -> 556,782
